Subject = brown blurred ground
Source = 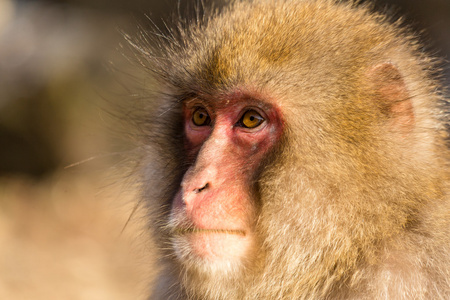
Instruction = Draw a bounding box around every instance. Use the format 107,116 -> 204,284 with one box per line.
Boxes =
0,173 -> 155,299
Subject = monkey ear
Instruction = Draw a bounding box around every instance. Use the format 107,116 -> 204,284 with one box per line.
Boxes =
367,62 -> 415,132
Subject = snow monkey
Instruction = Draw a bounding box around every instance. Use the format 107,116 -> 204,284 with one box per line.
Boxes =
130,0 -> 450,299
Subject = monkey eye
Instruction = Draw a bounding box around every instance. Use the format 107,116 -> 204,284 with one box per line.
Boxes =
238,110 -> 265,129
192,107 -> 211,126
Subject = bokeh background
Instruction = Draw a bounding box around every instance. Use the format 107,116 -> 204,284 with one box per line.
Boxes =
0,0 -> 449,299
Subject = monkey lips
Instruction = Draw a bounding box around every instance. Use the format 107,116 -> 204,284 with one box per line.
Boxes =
170,190 -> 254,263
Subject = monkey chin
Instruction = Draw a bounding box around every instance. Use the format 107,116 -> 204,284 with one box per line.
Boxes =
171,228 -> 252,274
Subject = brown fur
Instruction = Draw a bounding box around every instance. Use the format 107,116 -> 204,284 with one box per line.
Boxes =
131,0 -> 450,299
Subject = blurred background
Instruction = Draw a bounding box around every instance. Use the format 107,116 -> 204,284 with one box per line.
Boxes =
0,0 -> 448,299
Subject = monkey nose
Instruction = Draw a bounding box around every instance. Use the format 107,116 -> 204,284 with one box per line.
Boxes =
180,182 -> 210,208
193,183 -> 209,194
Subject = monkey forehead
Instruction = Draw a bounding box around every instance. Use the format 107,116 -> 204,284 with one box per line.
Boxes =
168,0 -> 409,94
182,89 -> 276,111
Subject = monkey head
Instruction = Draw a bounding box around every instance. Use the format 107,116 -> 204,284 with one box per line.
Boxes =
130,1 -> 449,299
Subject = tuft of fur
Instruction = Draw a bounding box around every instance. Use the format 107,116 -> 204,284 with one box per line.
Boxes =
130,0 -> 449,299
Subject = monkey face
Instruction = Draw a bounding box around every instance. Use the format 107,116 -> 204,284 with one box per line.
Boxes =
168,94 -> 284,272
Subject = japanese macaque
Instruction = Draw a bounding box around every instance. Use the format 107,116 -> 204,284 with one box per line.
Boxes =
131,0 -> 450,299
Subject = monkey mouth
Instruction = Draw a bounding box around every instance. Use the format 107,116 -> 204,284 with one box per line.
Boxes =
171,226 -> 252,261
173,228 -> 246,236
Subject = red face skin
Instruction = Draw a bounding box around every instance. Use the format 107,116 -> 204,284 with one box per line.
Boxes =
170,94 -> 283,263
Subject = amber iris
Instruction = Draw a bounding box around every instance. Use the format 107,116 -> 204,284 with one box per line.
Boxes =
192,108 -> 211,126
240,110 -> 265,128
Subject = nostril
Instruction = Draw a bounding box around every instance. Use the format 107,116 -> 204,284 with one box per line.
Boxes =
193,183 -> 209,194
